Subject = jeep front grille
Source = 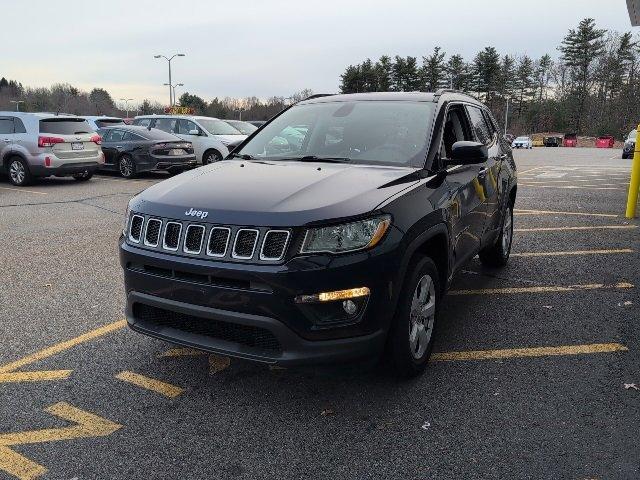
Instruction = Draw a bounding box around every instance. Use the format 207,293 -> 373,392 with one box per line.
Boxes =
207,227 -> 231,257
128,214 -> 290,263
129,215 -> 144,243
184,225 -> 205,254
260,230 -> 290,260
233,229 -> 259,259
144,219 -> 162,247
163,222 -> 182,251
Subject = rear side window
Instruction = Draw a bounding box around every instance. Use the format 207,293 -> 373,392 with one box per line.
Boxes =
465,105 -> 492,145
122,132 -> 145,141
40,119 -> 93,135
13,118 -> 26,133
154,118 -> 177,134
0,118 -> 13,134
110,130 -> 125,142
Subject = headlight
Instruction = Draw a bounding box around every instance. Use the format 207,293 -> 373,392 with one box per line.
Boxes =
301,215 -> 391,254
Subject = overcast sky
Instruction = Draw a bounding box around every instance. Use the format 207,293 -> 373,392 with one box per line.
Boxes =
1,0 -> 635,106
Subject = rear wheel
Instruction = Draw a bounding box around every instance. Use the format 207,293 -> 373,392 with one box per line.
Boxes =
479,203 -> 513,267
387,256 -> 441,377
203,149 -> 222,165
118,155 -> 136,178
8,157 -> 33,186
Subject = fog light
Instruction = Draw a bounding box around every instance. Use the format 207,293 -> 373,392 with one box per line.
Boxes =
342,300 -> 357,315
295,287 -> 370,304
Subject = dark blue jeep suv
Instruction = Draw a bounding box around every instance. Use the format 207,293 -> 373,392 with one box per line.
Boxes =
119,90 -> 517,377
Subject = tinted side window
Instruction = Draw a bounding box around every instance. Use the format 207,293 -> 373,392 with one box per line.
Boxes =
101,130 -> 113,142
13,118 -> 26,133
123,132 -> 144,141
134,118 -> 152,127
481,109 -> 498,138
154,118 -> 177,133
40,119 -> 93,134
0,118 -> 14,134
110,130 -> 125,142
465,105 -> 492,145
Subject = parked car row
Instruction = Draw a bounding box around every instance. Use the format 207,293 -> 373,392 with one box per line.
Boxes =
0,111 -> 266,185
507,132 -> 622,150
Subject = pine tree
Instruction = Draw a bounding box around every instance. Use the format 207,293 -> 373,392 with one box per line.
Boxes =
375,56 -> 393,91
514,56 -> 535,117
473,47 -> 501,101
421,47 -> 447,92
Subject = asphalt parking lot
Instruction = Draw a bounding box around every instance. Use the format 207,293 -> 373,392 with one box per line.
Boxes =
0,148 -> 638,480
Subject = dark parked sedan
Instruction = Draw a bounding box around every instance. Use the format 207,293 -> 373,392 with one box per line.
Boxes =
97,126 -> 197,178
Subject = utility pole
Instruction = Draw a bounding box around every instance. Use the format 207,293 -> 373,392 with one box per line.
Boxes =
154,53 -> 185,106
504,97 -> 510,136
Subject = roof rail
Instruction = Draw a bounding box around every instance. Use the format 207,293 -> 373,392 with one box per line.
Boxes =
434,88 -> 464,97
303,93 -> 335,101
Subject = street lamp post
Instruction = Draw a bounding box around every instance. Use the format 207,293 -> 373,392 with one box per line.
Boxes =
164,83 -> 184,105
154,53 -> 185,106
120,98 -> 134,118
10,100 -> 24,112
504,97 -> 510,136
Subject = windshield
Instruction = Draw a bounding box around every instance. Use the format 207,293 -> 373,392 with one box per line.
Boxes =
515,136 -> 528,141
628,130 -> 637,140
226,120 -> 258,135
39,118 -> 93,135
197,118 -> 243,135
236,101 -> 435,167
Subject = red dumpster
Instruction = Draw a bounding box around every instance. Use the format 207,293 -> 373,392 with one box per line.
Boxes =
595,135 -> 615,148
563,133 -> 577,147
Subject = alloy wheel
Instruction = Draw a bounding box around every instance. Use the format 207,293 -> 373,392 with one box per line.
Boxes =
409,274 -> 436,360
9,160 -> 25,185
502,206 -> 513,253
119,157 -> 133,177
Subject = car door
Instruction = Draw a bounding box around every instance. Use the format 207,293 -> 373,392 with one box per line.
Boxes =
176,119 -> 205,161
441,103 -> 487,270
100,129 -> 117,166
0,117 -> 15,164
465,105 -> 504,243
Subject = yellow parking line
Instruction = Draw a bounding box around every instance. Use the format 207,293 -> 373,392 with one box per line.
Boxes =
514,209 -> 618,218
115,371 -> 184,398
431,342 -> 627,362
520,184 -> 622,190
516,225 -> 637,232
0,370 -> 72,383
449,282 -> 633,296
0,186 -> 47,195
0,319 -> 126,373
512,249 -> 633,258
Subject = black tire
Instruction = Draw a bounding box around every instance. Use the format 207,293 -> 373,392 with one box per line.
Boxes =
386,256 -> 441,378
73,170 -> 93,181
118,155 -> 136,178
622,153 -> 629,159
7,157 -> 33,186
479,203 -> 513,267
203,149 -> 223,165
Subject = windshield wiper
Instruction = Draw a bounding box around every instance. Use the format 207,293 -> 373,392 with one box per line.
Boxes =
289,155 -> 351,163
228,152 -> 254,160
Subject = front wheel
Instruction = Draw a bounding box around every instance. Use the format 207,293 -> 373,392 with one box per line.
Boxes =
479,204 -> 513,267
203,150 -> 223,165
386,256 -> 441,377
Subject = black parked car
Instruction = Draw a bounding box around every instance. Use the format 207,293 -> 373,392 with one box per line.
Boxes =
97,126 -> 196,178
120,91 -> 517,377
544,136 -> 561,147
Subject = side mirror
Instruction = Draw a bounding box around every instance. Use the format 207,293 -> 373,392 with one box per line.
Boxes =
449,141 -> 488,165
188,129 -> 200,136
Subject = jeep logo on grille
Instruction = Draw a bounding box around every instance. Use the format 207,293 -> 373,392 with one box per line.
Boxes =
185,208 -> 209,219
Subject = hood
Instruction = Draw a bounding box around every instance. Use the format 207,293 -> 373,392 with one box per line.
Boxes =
131,160 -> 420,226
215,134 -> 248,145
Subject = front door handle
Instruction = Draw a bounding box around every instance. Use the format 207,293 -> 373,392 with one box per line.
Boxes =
116,145 -> 123,149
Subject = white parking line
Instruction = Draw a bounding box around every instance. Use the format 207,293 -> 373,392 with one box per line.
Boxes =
0,186 -> 47,195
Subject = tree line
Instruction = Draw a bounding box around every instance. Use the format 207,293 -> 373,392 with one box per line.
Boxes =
0,76 -> 312,121
339,18 -> 640,139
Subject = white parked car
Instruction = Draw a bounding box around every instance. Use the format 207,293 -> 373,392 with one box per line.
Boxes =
83,116 -> 126,131
511,136 -> 533,149
133,115 -> 247,164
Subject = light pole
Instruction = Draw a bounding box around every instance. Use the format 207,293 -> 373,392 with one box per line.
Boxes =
10,100 -> 24,112
154,53 -> 185,106
164,83 -> 184,105
504,97 -> 510,136
120,98 -> 134,117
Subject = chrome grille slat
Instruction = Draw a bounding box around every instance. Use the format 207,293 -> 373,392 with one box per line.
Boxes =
232,229 -> 259,259
162,222 -> 182,251
260,230 -> 290,261
183,224 -> 205,254
144,218 -> 162,247
129,215 -> 144,243
207,227 -> 231,257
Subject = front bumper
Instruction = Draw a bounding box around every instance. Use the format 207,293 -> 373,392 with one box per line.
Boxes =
119,231 -> 403,365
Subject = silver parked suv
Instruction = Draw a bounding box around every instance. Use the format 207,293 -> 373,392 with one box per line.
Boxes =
0,112 -> 105,186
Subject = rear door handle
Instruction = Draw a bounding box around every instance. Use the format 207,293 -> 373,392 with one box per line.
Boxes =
116,145 -> 123,148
